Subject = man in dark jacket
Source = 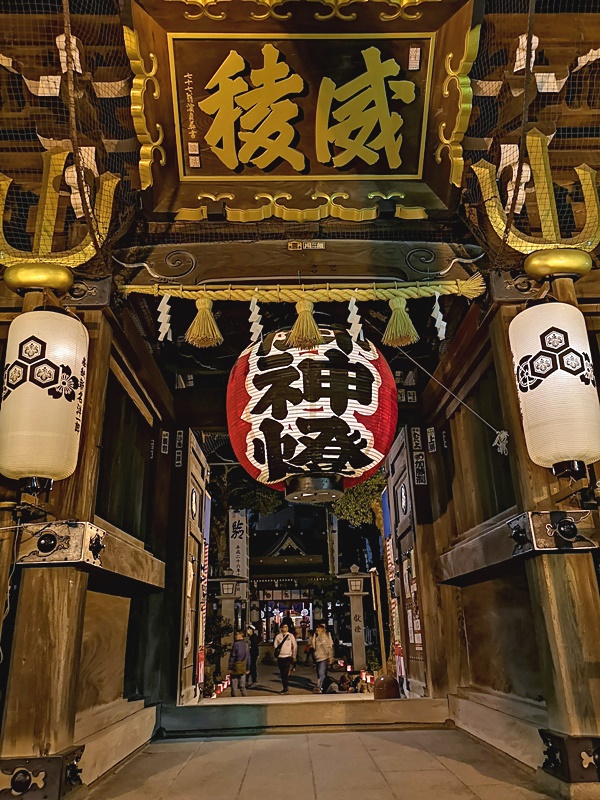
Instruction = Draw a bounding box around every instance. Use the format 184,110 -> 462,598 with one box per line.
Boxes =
246,626 -> 260,687
228,630 -> 248,697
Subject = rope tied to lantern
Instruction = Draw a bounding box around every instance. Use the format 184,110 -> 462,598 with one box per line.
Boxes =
286,298 -> 324,349
382,297 -> 420,347
122,273 -> 486,348
185,295 -> 223,348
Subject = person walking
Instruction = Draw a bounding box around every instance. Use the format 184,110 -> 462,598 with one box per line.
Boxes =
246,625 -> 260,687
273,623 -> 297,694
228,630 -> 248,697
304,629 -> 316,666
312,623 -> 334,693
300,615 -> 310,641
281,610 -> 296,636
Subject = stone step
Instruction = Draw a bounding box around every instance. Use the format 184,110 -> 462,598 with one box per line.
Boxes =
158,697 -> 450,738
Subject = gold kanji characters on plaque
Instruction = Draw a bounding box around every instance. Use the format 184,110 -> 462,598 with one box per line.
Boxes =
316,47 -> 416,168
199,44 -> 305,170
197,44 -> 417,172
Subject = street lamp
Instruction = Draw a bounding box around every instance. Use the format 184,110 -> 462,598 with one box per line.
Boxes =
221,579 -> 237,596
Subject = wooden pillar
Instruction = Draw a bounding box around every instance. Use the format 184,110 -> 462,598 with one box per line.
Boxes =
491,304 -> 600,737
0,504 -> 17,645
0,567 -> 88,756
426,444 -> 470,696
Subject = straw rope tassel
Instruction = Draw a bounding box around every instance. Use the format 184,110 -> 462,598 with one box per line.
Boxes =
185,296 -> 223,348
286,299 -> 323,349
382,297 -> 419,347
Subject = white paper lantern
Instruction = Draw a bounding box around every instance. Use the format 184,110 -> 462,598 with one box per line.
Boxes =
0,309 -> 89,481
509,302 -> 600,472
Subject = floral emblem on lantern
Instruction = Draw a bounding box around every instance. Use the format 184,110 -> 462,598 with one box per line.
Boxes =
580,354 -> 596,387
48,365 -> 80,402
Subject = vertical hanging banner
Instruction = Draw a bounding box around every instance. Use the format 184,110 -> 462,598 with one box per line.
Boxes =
229,508 -> 249,580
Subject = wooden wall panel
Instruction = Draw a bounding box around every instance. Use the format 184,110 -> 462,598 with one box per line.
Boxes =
77,592 -> 131,714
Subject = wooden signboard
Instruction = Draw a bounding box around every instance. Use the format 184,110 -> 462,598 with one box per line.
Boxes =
127,0 -> 479,216
169,34 -> 433,182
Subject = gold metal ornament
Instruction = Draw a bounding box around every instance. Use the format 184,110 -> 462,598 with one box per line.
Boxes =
124,27 -> 166,190
471,128 -> 600,254
242,0 -> 299,20
308,0 -> 367,22
175,192 -> 427,223
164,0 -> 232,18
3,263 -> 74,295
373,0 -> 441,22
435,26 -> 481,188
524,250 -> 593,282
0,149 -> 119,288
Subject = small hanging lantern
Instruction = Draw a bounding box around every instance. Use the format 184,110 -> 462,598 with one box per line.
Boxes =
508,302 -> 600,478
0,308 -> 89,483
226,327 -> 398,503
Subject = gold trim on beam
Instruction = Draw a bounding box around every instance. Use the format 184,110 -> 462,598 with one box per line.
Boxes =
308,0 -> 367,22
435,25 -> 481,188
242,0 -> 299,20
374,0 -> 442,22
175,192 -> 427,223
124,26 -> 166,190
161,0 -> 441,22
164,0 -> 232,19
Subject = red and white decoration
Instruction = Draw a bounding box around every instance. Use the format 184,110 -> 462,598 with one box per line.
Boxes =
0,309 -> 89,481
227,328 -> 398,490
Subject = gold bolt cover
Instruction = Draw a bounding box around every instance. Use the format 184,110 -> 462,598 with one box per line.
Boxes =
524,249 -> 593,282
3,263 -> 74,295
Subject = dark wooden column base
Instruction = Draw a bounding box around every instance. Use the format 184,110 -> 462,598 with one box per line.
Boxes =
0,746 -> 85,799
0,567 -> 88,758
540,729 -> 600,783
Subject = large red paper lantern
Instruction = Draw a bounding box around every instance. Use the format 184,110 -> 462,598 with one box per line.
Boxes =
227,328 -> 398,502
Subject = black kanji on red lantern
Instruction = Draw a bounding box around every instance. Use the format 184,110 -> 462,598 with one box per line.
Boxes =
252,352 -> 303,420
298,349 -> 374,415
254,418 -> 298,482
291,417 -> 372,474
228,327 -> 397,488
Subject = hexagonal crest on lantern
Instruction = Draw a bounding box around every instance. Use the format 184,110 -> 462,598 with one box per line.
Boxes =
30,359 -> 60,388
531,351 -> 558,379
540,328 -> 569,353
559,349 -> 584,376
6,360 -> 28,389
19,336 -> 46,363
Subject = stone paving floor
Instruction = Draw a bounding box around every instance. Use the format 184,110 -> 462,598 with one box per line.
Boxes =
89,729 -> 553,800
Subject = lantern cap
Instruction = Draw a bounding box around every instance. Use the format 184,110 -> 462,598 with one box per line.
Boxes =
20,476 -> 53,496
524,250 -> 592,283
3,263 -> 74,296
285,474 -> 344,504
551,460 -> 587,481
